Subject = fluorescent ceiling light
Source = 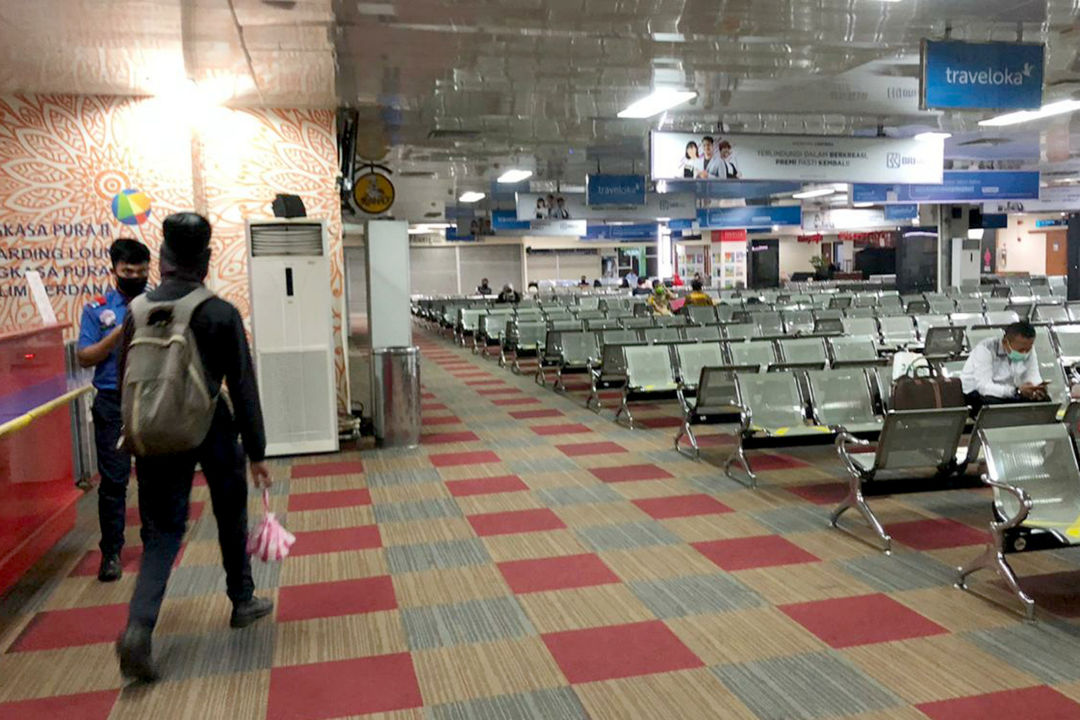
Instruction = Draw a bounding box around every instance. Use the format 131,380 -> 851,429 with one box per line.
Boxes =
853,202 -> 875,208
458,191 -> 485,202
793,188 -> 836,199
915,132 -> 952,141
497,169 -> 532,184
979,99 -> 1080,127
618,88 -> 698,119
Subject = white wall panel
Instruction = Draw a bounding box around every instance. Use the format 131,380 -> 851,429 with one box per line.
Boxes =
459,245 -> 523,292
410,247 -> 459,295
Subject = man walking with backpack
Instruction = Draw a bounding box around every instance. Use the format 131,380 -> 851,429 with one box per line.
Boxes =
115,212 -> 273,682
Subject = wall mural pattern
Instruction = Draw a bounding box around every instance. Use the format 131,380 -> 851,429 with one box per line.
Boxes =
0,95 -> 347,411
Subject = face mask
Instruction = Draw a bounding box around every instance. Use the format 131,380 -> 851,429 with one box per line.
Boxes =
117,276 -> 148,298
1005,340 -> 1029,363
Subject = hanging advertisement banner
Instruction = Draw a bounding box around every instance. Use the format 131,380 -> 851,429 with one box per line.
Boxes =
650,132 -> 944,184
982,185 -> 1080,213
852,171 -> 1040,204
584,223 -> 658,240
921,40 -> 1045,111
525,220 -> 588,237
711,229 -> 748,244
802,208 -> 901,232
491,210 -> 531,232
884,204 -> 920,221
586,175 -> 646,206
697,205 -> 802,229
515,191 -> 694,221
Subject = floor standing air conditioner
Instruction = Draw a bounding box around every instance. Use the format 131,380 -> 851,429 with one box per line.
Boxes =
246,219 -> 339,456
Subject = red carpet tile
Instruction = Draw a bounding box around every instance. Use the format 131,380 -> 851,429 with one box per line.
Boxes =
277,576 -> 398,622
71,544 -> 185,578
421,392 -> 437,400
422,415 -> 462,426
429,450 -> 501,468
422,403 -> 449,412
126,501 -> 204,527
465,379 -> 505,386
885,518 -> 989,551
468,509 -> 567,537
288,489 -> 372,512
477,388 -> 524,396
530,423 -> 593,436
499,554 -> 619,594
916,686 -> 1080,719
509,409 -> 564,420
491,397 -> 541,406
556,441 -> 628,457
589,464 -> 674,484
1008,571 -> 1080,618
10,603 -> 128,652
291,526 -> 382,557
693,433 -> 736,447
542,621 -> 703,684
693,535 -> 819,572
450,371 -> 491,379
633,494 -> 734,520
0,690 -> 120,720
747,453 -> 810,471
267,653 -> 423,720
780,593 -> 948,649
638,416 -> 684,429
421,431 -> 481,445
292,461 -> 364,479
446,474 -> 529,497
786,482 -> 848,506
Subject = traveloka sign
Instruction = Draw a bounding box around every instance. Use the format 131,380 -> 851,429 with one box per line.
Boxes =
852,171 -> 1041,204
921,40 -> 1044,110
696,205 -> 802,229
586,174 -> 647,206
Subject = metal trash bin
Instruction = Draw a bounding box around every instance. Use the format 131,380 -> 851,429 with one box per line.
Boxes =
372,346 -> 421,448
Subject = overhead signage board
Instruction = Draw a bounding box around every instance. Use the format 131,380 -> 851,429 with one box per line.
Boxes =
852,171 -> 1040,204
515,191 -> 695,221
586,175 -> 646,206
884,204 -> 920,221
584,223 -> 658,240
526,219 -> 588,237
803,208 -> 900,232
982,185 -> 1080,213
921,40 -> 1045,110
650,132 -> 944,185
491,210 -> 531,233
697,205 -> 802,230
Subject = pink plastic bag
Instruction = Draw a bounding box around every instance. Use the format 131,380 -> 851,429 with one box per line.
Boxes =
247,490 -> 295,562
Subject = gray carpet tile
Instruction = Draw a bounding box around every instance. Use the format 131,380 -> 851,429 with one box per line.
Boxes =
751,505 -> 836,534
402,596 -> 536,651
837,551 -> 958,592
965,620 -> 1080,683
366,468 -> 445,487
427,687 -> 590,720
534,485 -> 623,507
628,573 -> 764,618
373,497 -> 464,523
386,538 -> 493,574
575,521 -> 683,552
154,622 -> 276,680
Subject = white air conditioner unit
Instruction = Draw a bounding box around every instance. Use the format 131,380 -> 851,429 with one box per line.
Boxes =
246,219 -> 339,456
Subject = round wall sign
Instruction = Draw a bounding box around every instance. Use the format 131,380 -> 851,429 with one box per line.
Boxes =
354,172 -> 395,214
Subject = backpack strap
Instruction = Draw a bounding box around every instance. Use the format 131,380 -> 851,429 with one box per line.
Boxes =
128,286 -> 215,328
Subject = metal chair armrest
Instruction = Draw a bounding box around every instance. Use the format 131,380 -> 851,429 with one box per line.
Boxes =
835,431 -> 873,477
981,474 -> 1033,532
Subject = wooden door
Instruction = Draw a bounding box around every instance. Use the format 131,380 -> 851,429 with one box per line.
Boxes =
1046,229 -> 1067,276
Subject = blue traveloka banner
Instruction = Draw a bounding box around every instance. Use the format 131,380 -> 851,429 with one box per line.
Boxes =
852,171 -> 1040,204
884,204 -> 919,221
584,223 -> 659,240
921,40 -> 1044,110
491,210 -> 531,232
586,174 -> 647,206
697,205 -> 802,229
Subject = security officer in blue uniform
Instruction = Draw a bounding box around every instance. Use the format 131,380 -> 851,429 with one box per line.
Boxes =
77,238 -> 151,582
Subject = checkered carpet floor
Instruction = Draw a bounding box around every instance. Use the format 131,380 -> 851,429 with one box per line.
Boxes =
6,323 -> 1080,719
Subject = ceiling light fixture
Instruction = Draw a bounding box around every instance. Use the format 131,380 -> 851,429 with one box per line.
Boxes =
458,191 -> 485,202
793,188 -> 836,199
853,202 -> 875,208
979,99 -> 1080,127
915,132 -> 952,141
618,88 -> 698,119
497,170 -> 532,184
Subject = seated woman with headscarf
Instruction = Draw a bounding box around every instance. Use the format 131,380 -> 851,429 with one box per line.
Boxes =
496,283 -> 521,304
647,284 -> 673,316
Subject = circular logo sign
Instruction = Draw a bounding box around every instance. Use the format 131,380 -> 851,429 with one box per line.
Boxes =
111,189 -> 152,226
353,172 -> 395,214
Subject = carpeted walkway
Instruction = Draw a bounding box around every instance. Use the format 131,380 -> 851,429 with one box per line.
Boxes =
4,322 -> 1080,719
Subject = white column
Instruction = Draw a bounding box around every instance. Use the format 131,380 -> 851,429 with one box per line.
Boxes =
364,220 -> 412,348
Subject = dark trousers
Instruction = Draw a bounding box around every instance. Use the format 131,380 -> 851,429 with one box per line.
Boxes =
127,402 -> 254,630
963,390 -> 1026,418
92,390 -> 131,557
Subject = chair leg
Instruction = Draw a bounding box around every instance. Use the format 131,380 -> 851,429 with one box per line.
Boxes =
674,421 -> 700,459
585,380 -> 598,410
829,473 -> 891,553
498,347 -> 507,367
956,544 -> 1036,620
554,367 -> 566,393
723,441 -> 756,488
614,391 -> 634,428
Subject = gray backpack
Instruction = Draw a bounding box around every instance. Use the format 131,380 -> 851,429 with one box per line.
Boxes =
121,286 -> 217,456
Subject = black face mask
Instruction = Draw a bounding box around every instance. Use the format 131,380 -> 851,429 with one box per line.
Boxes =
116,276 -> 148,298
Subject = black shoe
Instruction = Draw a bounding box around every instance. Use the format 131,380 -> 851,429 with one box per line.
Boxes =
97,554 -> 122,583
230,596 -> 274,629
116,625 -> 158,683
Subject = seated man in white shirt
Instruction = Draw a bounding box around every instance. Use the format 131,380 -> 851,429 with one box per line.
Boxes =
960,321 -> 1049,415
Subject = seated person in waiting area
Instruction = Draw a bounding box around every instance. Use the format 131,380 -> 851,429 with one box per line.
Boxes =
960,320 -> 1049,414
683,279 -> 714,307
647,284 -> 673,316
496,284 -> 520,303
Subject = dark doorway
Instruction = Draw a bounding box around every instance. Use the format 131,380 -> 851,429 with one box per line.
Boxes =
749,238 -> 780,289
896,229 -> 938,294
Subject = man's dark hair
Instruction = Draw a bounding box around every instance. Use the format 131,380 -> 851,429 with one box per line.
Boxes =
691,279 -> 703,292
161,212 -> 212,274
1005,320 -> 1037,340
637,277 -> 646,286
109,238 -> 150,268
702,135 -> 714,144
651,279 -> 660,288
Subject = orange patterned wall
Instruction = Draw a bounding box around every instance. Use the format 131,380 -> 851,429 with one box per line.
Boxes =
0,94 -> 347,411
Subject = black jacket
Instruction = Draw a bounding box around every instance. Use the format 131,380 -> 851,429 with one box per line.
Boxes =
119,278 -> 267,462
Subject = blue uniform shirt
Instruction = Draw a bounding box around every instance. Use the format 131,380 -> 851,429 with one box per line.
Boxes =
77,289 -> 130,391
